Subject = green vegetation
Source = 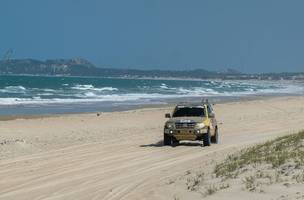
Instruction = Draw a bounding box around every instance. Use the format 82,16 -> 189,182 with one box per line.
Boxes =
214,131 -> 304,178
183,131 -> 304,197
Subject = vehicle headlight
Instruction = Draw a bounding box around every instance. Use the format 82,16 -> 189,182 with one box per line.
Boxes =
165,123 -> 175,129
195,123 -> 205,129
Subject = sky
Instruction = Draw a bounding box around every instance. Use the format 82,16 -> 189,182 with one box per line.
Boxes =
0,0 -> 304,73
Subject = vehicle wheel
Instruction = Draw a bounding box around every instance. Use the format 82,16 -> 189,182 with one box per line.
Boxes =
164,134 -> 171,145
203,129 -> 211,146
211,127 -> 219,144
171,137 -> 179,147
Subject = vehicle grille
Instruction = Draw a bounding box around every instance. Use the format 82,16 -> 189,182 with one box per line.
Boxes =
175,122 -> 196,129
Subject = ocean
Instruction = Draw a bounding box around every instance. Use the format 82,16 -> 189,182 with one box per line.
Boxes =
0,75 -> 303,116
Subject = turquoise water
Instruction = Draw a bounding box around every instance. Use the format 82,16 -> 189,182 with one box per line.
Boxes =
0,75 -> 303,115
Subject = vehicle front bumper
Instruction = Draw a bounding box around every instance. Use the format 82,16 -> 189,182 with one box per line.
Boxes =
164,128 -> 208,141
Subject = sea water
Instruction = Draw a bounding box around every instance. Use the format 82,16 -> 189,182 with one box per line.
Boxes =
0,75 -> 303,115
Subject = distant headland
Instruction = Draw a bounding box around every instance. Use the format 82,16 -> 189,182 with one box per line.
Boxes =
0,58 -> 303,80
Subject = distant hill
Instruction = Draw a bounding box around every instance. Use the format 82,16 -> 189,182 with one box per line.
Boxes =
0,58 -> 241,79
0,58 -> 303,80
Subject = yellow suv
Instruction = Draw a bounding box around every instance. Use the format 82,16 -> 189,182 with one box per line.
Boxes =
164,101 -> 219,146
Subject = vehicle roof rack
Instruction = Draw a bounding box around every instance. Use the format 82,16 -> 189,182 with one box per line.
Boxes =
177,101 -> 190,104
176,102 -> 205,107
202,98 -> 209,104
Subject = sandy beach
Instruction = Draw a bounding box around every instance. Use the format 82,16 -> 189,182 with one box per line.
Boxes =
1,96 -> 304,199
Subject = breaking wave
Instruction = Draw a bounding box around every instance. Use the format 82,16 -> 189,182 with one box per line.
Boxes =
71,84 -> 118,91
0,75 -> 303,106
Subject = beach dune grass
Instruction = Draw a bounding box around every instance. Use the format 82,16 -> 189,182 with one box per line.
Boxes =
214,130 -> 304,178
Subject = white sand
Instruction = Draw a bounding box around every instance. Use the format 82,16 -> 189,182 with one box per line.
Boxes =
0,96 -> 304,199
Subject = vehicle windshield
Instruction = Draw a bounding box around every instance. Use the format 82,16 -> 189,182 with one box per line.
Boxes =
172,107 -> 205,117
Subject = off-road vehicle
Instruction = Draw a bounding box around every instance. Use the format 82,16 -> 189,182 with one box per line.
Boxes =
164,100 -> 219,146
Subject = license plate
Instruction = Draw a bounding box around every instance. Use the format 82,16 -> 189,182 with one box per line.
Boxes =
180,119 -> 191,123
180,130 -> 190,134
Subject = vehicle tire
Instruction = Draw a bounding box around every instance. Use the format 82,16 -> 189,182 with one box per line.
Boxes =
163,134 -> 171,146
211,127 -> 219,144
171,137 -> 179,147
203,129 -> 211,146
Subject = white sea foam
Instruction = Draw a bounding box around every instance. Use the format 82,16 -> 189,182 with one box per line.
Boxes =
42,88 -> 56,92
0,81 -> 303,106
0,86 -> 27,93
0,93 -> 169,105
71,84 -> 94,90
160,83 -> 169,89
176,87 -> 220,95
6,86 -> 26,90
71,84 -> 118,91
96,87 -> 118,91
37,93 -> 54,96
83,92 -> 98,97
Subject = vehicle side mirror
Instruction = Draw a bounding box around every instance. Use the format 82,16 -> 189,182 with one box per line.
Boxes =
208,113 -> 215,118
165,113 -> 171,118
